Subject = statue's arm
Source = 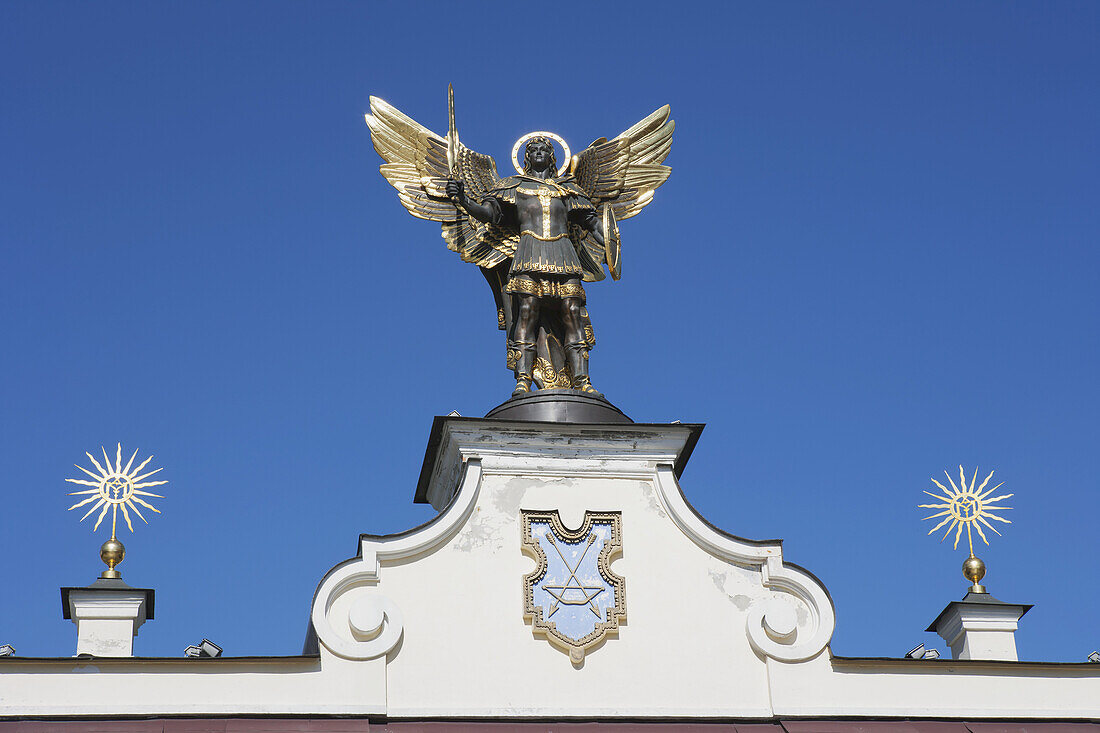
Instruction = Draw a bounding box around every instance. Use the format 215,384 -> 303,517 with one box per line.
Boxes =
446,180 -> 506,224
571,206 -> 605,247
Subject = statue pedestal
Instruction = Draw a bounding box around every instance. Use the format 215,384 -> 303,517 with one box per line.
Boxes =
484,389 -> 632,424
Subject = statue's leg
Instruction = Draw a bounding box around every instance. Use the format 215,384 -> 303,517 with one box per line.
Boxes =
561,296 -> 602,397
511,294 -> 540,395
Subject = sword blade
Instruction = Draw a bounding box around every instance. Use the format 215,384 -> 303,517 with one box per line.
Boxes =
447,83 -> 457,174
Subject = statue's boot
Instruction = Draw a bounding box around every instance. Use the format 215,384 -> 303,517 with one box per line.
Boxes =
512,342 -> 536,396
566,342 -> 603,398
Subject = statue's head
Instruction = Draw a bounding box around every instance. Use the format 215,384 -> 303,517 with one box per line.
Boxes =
523,137 -> 557,175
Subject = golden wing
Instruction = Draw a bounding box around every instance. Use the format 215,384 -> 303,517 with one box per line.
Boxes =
364,96 -> 518,268
571,104 -> 674,221
568,105 -> 673,281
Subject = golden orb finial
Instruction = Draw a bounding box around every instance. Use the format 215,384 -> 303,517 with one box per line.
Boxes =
66,444 -> 167,579
962,555 -> 987,593
99,538 -> 126,579
919,466 -> 1013,594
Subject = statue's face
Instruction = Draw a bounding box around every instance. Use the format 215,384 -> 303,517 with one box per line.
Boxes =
525,141 -> 553,173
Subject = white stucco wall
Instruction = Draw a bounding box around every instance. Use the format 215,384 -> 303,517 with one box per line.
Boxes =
0,656 -> 385,716
769,654 -> 1100,718
380,470 -> 777,717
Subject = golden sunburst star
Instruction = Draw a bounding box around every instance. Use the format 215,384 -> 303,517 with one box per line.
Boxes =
66,443 -> 166,538
919,465 -> 1012,555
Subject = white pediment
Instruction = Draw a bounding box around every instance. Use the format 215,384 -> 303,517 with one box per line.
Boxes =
309,418 -> 835,716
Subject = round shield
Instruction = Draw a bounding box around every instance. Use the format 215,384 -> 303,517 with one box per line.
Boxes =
602,205 -> 622,281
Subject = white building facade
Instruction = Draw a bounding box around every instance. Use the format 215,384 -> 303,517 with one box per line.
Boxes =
1,418 -> 1097,730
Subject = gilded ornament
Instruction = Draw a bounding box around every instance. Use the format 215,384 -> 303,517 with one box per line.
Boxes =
919,465 -> 1013,593
533,357 -> 561,388
66,443 -> 167,579
505,276 -> 586,301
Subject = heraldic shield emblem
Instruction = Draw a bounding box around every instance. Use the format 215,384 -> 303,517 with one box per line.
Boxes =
521,510 -> 626,663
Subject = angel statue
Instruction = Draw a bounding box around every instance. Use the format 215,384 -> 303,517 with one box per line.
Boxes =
365,88 -> 673,399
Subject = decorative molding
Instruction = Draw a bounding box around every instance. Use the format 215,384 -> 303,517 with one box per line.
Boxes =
311,460 -> 483,660
653,465 -> 835,662
417,420 -> 702,507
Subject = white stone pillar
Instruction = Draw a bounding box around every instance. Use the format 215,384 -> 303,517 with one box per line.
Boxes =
927,592 -> 1031,661
61,578 -> 154,657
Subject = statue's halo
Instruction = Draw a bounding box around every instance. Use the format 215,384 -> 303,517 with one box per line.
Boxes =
511,131 -> 571,177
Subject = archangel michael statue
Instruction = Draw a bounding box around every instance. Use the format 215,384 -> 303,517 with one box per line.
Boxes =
365,89 -> 673,398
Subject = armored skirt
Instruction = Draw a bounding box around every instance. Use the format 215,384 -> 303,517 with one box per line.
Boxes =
505,232 -> 587,302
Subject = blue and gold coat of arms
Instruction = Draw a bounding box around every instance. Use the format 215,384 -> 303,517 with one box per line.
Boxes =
521,510 -> 626,662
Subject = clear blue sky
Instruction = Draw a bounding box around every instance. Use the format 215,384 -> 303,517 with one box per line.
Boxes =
2,2 -> 1097,662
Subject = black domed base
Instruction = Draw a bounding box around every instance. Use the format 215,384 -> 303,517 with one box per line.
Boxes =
485,389 -> 632,424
